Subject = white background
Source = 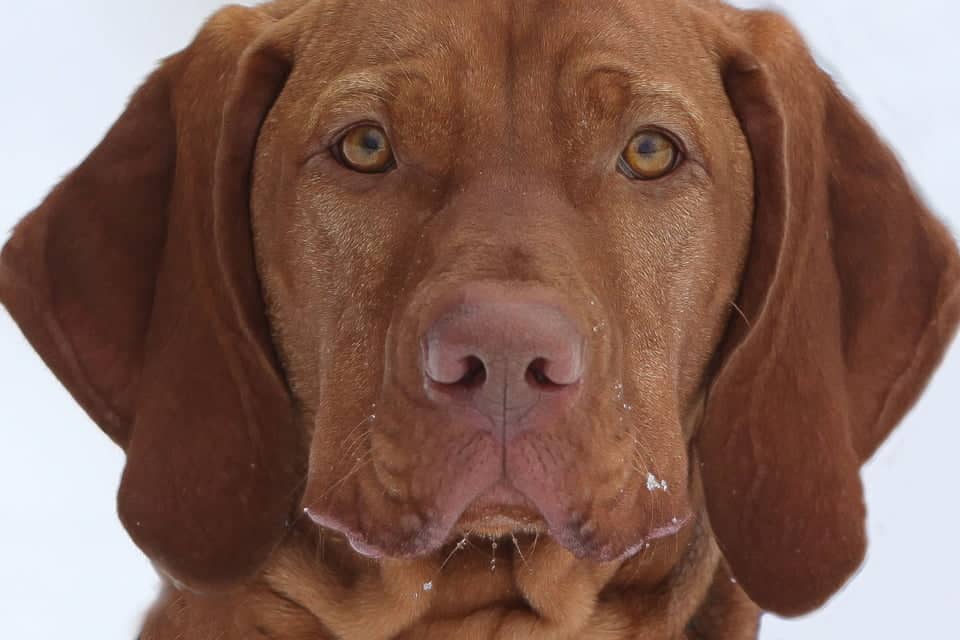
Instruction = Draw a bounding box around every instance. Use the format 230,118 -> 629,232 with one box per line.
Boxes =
0,1 -> 957,638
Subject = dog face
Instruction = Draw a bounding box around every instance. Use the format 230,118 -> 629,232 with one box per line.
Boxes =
2,0 -> 958,620
252,0 -> 752,566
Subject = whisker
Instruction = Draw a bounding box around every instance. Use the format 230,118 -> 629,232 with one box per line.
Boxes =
342,433 -> 371,464
528,531 -> 540,560
730,300 -> 751,328
286,470 -> 311,503
314,527 -> 326,562
511,532 -> 529,570
318,452 -> 374,501
629,460 -> 649,477
343,411 -> 374,440
438,535 -> 470,572
629,428 -> 654,479
341,414 -> 375,459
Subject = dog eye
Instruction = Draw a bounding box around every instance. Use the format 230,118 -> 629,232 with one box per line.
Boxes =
619,129 -> 682,180
335,125 -> 395,173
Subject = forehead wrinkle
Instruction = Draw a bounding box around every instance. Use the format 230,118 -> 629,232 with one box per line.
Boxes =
571,58 -> 703,118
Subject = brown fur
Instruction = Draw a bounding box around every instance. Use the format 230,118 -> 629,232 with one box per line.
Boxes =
2,1 -> 958,638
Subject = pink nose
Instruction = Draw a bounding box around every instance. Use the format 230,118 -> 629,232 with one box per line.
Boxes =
422,290 -> 585,439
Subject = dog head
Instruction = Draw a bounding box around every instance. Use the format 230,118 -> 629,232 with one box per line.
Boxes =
2,0 -> 958,617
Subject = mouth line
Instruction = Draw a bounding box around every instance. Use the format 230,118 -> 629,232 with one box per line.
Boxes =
454,503 -> 548,539
605,513 -> 694,562
305,492 -> 692,564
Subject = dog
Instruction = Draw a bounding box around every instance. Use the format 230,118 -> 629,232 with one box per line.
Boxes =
2,0 -> 958,637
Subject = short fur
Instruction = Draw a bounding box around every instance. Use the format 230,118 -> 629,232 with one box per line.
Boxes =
2,1 -> 958,638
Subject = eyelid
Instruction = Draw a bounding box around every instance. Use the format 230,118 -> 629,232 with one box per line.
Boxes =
630,126 -> 686,156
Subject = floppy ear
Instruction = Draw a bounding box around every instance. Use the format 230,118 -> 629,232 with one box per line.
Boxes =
697,10 -> 960,616
0,6 -> 308,590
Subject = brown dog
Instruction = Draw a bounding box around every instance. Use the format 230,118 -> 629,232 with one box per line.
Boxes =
2,0 -> 958,638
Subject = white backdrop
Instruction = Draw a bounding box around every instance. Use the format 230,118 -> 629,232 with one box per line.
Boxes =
1,2 -> 956,638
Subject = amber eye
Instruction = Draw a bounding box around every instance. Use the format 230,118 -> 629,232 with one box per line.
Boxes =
336,125 -> 394,173
619,129 -> 682,180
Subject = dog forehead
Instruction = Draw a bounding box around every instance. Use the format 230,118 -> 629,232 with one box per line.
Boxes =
276,0 -> 722,173
290,0 -> 714,85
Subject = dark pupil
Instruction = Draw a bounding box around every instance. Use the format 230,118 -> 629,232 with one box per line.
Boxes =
361,131 -> 383,153
637,136 -> 660,155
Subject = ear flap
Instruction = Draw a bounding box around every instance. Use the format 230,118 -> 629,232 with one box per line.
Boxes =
0,6 -> 306,589
698,10 -> 960,616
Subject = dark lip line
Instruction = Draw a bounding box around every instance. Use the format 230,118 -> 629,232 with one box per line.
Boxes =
305,501 -> 693,564
608,513 -> 694,562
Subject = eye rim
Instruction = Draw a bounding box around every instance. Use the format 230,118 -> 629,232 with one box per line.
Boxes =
331,123 -> 397,174
618,127 -> 685,181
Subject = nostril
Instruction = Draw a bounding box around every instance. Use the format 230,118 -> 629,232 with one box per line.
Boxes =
526,358 -> 557,388
422,294 -> 586,406
526,357 -> 577,389
425,350 -> 487,396
456,356 -> 487,389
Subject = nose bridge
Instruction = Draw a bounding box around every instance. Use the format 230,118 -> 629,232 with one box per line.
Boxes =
427,172 -> 579,282
449,171 -> 557,221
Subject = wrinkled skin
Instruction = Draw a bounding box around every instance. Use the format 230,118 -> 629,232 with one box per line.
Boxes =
251,0 -> 752,564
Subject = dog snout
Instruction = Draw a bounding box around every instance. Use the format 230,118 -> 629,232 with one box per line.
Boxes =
421,284 -> 585,439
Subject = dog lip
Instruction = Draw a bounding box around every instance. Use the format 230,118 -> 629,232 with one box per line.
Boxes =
601,513 -> 694,562
347,535 -> 386,559
305,488 -> 692,563
466,481 -> 537,510
303,508 -> 385,559
456,482 -> 546,535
